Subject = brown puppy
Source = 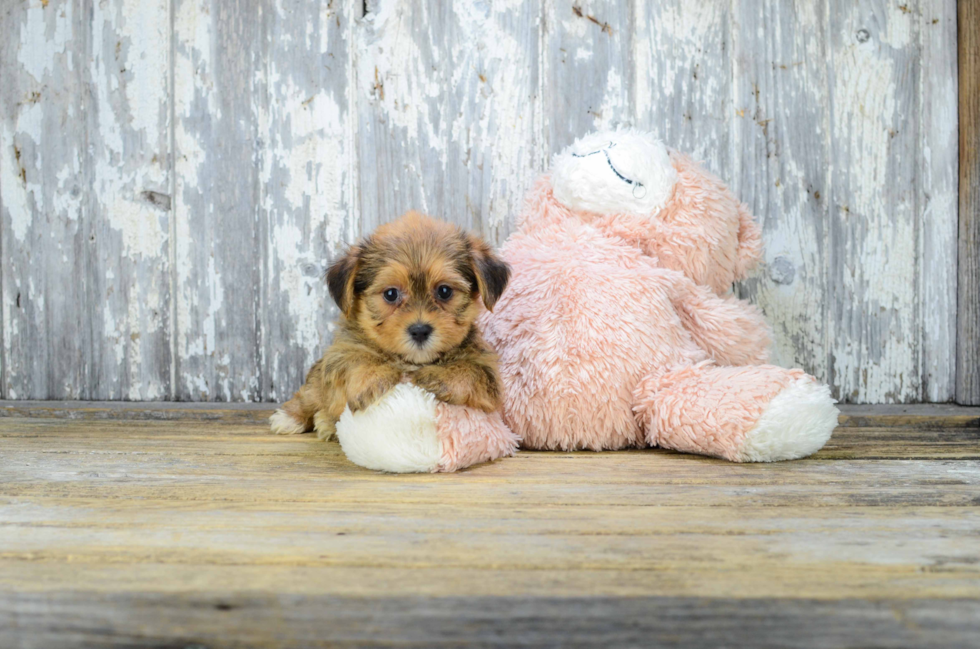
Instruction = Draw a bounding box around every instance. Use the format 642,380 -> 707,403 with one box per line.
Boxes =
270,211 -> 510,441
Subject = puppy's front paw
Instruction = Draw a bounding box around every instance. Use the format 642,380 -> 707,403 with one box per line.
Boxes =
409,366 -> 454,403
410,366 -> 498,413
313,410 -> 338,441
408,366 -> 452,403
347,368 -> 399,412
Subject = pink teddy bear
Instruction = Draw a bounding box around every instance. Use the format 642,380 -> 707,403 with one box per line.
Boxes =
479,129 -> 839,461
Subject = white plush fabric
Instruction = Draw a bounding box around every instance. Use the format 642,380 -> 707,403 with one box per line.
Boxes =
269,409 -> 306,435
738,378 -> 839,462
335,384 -> 442,473
551,128 -> 677,217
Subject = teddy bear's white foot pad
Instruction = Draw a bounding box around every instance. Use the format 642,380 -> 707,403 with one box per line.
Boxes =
738,378 -> 839,462
336,384 -> 442,473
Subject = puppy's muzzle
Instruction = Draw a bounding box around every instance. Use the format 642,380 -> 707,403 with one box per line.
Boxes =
408,323 -> 433,345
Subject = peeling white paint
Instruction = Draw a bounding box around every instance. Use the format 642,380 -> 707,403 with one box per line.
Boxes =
832,50 -> 897,218
448,0 -> 538,236
357,1 -> 449,168
270,221 -> 321,353
879,4 -> 913,49
632,0 -> 735,175
593,66 -> 623,132
635,1 -> 725,105
17,2 -> 74,84
105,194 -> 168,259
120,0 -> 170,137
0,124 -> 33,241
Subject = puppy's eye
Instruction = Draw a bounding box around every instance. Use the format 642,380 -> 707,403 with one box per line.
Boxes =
382,288 -> 400,303
436,285 -> 453,301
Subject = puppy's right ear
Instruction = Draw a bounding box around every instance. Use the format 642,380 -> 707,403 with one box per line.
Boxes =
326,244 -> 362,317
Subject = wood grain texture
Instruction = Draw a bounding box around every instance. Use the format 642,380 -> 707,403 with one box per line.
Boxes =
353,0 -> 539,246
0,399 -> 276,423
173,0 -> 264,401
2,596 -> 979,649
731,0 -> 830,381
959,0 -> 980,404
0,0 -> 173,400
828,0 -> 922,403
0,414 -> 978,647
542,0 -> 632,158
0,0 -> 964,403
633,0 -> 733,177
919,0 -> 958,401
258,0 -> 354,403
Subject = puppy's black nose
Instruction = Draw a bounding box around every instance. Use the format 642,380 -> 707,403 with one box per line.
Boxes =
408,323 -> 433,345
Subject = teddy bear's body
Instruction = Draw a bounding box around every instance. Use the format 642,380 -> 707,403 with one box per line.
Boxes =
481,130 -> 838,461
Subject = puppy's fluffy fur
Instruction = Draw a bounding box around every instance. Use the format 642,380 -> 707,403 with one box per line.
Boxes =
271,211 -> 510,440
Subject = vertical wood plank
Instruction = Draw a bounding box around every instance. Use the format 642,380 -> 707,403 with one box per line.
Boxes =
958,0 -> 980,404
443,1 -> 542,245
827,0 -> 921,403
632,0 -> 733,177
541,0 -> 632,159
0,1 -> 86,399
731,1 -> 831,384
88,0 -> 174,400
353,0 -> 539,245
0,0 -> 172,400
259,0 -> 354,402
352,0 -> 448,235
173,0 -> 263,401
918,0 -> 958,402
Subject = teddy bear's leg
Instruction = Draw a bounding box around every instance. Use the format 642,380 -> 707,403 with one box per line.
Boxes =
434,402 -> 520,472
633,362 -> 838,462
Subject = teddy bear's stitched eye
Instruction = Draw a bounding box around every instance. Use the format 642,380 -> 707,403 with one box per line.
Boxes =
436,285 -> 453,301
383,288 -> 400,303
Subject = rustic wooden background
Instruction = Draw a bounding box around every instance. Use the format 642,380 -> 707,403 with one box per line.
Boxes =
0,0 -> 965,404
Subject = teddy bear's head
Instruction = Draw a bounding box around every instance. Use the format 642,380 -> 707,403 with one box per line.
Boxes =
544,128 -> 763,294
551,129 -> 678,217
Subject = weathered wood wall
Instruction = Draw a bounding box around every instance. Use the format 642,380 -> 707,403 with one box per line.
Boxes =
0,0 -> 963,403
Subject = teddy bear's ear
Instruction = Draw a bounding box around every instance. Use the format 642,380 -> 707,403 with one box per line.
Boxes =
734,203 -> 763,280
326,243 -> 364,317
466,235 -> 510,312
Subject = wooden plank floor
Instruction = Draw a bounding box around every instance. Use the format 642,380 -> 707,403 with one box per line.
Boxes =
1,405 -> 979,648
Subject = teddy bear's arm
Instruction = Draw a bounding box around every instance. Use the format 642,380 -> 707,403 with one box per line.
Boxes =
669,275 -> 772,366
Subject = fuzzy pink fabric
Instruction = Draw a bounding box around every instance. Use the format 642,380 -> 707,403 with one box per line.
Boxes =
633,363 -> 806,461
435,403 -> 520,472
480,153 -> 789,458
529,152 -> 764,296
670,279 -> 771,366
632,151 -> 763,294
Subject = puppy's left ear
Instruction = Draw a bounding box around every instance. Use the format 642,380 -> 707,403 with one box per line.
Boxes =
326,243 -> 363,317
467,235 -> 510,311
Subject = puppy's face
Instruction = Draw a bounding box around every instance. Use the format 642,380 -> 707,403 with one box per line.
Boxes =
327,212 -> 509,364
